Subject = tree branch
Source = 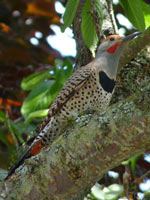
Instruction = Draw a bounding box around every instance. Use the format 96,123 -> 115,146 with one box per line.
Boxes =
119,27 -> 150,69
73,0 -> 116,70
1,46 -> 150,199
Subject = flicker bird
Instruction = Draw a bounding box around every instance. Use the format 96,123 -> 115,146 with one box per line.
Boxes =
5,32 -> 140,180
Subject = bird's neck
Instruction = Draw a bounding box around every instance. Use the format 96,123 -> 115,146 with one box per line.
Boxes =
95,51 -> 121,79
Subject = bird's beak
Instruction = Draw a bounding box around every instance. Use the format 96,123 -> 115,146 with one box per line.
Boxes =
121,32 -> 141,43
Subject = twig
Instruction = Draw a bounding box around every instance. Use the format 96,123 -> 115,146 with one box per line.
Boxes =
6,111 -> 19,151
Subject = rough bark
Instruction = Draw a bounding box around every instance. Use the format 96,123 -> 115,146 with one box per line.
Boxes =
119,27 -> 150,69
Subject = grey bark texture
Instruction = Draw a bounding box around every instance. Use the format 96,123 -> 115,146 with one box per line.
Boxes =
1,0 -> 150,199
73,0 -> 116,69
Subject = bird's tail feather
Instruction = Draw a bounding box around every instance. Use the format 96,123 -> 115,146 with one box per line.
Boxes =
5,139 -> 45,181
4,150 -> 29,181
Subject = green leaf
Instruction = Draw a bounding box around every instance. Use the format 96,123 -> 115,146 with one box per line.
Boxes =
54,59 -> 64,68
62,59 -> 74,78
119,0 -> 145,31
130,155 -> 140,173
141,0 -> 150,28
0,129 -> 8,146
25,109 -> 49,124
0,110 -> 6,121
54,59 -> 73,84
61,0 -> 79,32
91,183 -> 124,200
122,155 -> 141,173
95,0 -> 103,24
21,70 -> 54,91
21,80 -> 55,117
21,59 -> 73,119
9,120 -> 24,144
81,0 -> 98,51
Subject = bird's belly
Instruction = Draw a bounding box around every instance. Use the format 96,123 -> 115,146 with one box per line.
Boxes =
58,88 -> 112,120
93,89 -> 112,110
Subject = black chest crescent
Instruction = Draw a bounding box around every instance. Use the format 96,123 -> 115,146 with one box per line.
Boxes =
99,71 -> 115,93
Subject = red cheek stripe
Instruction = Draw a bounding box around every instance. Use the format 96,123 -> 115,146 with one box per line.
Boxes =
107,42 -> 120,53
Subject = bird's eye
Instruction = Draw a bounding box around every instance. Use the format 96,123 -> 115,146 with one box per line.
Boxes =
110,37 -> 115,41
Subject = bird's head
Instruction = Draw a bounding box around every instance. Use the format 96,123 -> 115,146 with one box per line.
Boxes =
95,32 -> 141,78
96,32 -> 141,56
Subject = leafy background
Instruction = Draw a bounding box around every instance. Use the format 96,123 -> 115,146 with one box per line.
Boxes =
0,0 -> 150,199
